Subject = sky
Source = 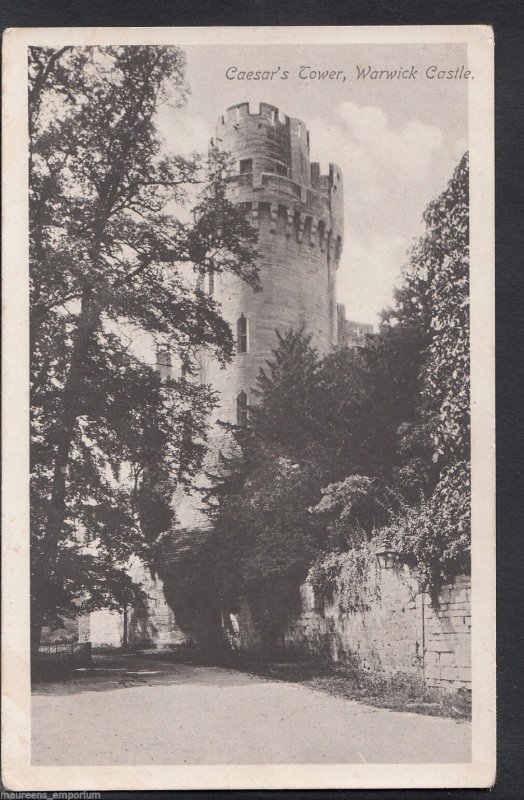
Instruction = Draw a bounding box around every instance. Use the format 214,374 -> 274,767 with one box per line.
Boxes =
156,43 -> 468,325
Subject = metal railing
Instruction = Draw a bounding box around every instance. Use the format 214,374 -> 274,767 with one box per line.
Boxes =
37,642 -> 74,663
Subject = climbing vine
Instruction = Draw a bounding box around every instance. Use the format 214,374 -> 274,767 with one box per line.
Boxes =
375,464 -> 471,599
308,542 -> 380,614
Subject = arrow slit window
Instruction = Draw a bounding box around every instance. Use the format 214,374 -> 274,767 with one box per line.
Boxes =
236,391 -> 248,427
237,314 -> 248,353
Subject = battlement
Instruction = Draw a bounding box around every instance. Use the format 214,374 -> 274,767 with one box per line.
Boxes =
337,304 -> 374,348
220,102 -> 288,126
215,102 -> 344,238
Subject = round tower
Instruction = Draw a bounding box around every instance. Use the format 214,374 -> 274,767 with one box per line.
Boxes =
202,101 -> 344,426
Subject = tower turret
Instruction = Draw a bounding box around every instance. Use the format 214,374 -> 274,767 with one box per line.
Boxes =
203,101 -> 344,427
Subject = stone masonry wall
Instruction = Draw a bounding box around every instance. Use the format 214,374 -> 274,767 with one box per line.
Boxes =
79,560 -> 194,650
232,563 -> 471,692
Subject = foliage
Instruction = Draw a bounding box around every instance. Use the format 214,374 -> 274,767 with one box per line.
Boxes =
250,329 -> 322,457
356,302 -> 434,492
380,153 -> 470,593
311,153 -> 471,600
29,45 -> 257,642
419,155 -> 470,464
201,332 -> 331,640
209,449 -> 325,628
375,476 -> 470,599
308,542 -> 380,614
311,475 -> 405,550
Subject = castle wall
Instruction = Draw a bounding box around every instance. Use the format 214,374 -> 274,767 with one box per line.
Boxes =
230,565 -> 471,693
336,305 -> 374,349
78,560 -> 194,650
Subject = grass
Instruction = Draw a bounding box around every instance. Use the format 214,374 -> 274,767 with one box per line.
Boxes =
226,655 -> 471,720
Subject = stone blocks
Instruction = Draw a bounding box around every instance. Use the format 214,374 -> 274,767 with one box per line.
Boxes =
268,571 -> 471,692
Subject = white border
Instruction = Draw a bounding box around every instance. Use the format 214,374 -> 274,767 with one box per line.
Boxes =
2,24 -> 495,790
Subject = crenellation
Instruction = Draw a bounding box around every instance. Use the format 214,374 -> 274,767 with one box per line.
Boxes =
217,103 -> 344,241
310,161 -> 320,187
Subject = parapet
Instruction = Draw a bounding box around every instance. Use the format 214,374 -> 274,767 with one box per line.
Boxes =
215,102 -> 344,241
220,102 -> 286,126
337,304 -> 374,348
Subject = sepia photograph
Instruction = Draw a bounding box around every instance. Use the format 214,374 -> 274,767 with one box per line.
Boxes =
2,25 -> 495,790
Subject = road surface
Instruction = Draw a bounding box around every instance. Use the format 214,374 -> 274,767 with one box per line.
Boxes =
32,655 -> 471,765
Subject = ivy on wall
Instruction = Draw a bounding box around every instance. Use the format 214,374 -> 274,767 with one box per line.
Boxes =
308,543 -> 380,614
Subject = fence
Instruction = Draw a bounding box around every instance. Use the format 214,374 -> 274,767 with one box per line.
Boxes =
37,642 -> 74,663
34,641 -> 92,679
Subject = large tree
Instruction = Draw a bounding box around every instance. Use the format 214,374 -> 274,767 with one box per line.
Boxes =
388,152 -> 471,591
311,153 -> 471,597
29,45 -> 258,646
198,316 -> 428,629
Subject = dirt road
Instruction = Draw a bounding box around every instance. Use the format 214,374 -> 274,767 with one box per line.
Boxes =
32,655 -> 470,765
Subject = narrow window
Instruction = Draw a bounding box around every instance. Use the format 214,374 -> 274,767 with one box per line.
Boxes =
303,216 -> 312,242
156,347 -> 171,368
239,159 -> 253,174
208,268 -> 214,296
237,314 -> 248,353
318,220 -> 326,250
236,391 -> 248,427
293,211 -> 301,241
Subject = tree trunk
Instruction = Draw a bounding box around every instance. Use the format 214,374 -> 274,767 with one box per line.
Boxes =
43,289 -> 101,585
122,605 -> 128,650
30,606 -> 44,654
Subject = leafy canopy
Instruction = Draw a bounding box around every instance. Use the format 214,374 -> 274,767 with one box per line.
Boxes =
29,45 -> 258,637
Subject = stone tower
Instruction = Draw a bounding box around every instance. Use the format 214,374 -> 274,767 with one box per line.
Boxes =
198,101 -> 344,430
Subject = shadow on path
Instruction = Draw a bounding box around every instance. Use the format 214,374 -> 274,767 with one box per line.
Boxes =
32,652 -> 270,696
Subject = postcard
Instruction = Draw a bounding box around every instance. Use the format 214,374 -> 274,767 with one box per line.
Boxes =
2,24 -> 495,790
